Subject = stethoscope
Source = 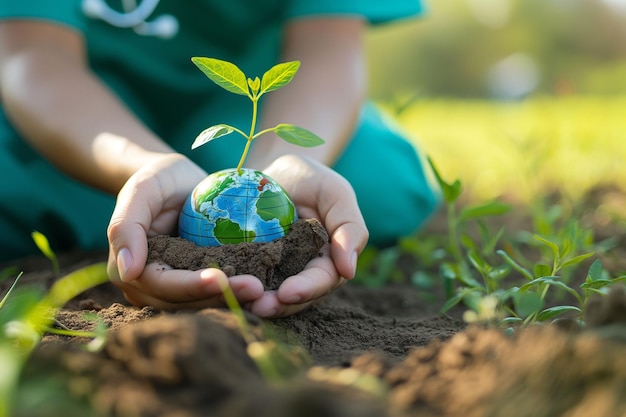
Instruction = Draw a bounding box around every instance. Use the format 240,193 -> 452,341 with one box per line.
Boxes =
82,0 -> 179,39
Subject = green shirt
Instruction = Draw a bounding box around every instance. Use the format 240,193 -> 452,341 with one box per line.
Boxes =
1,0 -> 424,171
0,1 -> 438,260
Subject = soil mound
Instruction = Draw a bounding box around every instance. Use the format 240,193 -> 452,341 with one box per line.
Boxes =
5,251 -> 626,417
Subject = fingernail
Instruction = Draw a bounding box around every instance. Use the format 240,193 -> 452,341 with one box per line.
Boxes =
283,294 -> 301,304
350,251 -> 358,277
117,247 -> 133,282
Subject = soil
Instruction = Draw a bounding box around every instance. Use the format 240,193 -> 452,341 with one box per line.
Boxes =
146,218 -> 329,290
3,196 -> 626,417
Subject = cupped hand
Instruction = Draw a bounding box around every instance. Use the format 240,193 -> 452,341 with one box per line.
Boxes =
106,153 -> 265,310
245,154 -> 369,318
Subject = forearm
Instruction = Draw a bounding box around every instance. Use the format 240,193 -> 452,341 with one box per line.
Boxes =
0,22 -> 173,194
247,18 -> 367,170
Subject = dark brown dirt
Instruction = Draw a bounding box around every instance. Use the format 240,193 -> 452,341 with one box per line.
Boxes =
147,218 -> 328,290
4,201 -> 626,417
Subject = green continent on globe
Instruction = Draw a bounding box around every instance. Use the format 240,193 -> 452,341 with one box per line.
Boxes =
214,218 -> 256,242
255,189 -> 296,235
178,168 -> 298,246
193,172 -> 235,212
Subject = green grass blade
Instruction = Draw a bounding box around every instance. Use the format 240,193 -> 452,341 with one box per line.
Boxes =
25,263 -> 109,334
31,231 -> 59,275
536,305 -> 581,322
0,272 -> 23,310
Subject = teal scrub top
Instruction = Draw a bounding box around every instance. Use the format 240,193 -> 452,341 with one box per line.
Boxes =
0,1 -> 439,261
0,0 -> 423,170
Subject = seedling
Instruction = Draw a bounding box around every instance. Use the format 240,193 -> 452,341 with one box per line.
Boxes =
178,57 -> 324,247
0,233 -> 110,417
31,230 -> 59,276
0,263 -> 109,417
427,157 -> 626,327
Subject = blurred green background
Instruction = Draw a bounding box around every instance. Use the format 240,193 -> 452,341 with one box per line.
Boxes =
365,0 -> 626,212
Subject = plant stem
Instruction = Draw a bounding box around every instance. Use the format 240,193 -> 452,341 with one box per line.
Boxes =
236,139 -> 253,174
447,203 -> 468,275
236,95 -> 260,173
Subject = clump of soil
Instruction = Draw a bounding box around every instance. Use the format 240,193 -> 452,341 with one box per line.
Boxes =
4,195 -> 626,417
18,280 -> 626,417
147,218 -> 328,290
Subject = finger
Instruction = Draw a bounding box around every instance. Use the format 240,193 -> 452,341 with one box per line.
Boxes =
249,291 -> 317,318
107,176 -> 158,283
119,285 -> 229,311
273,157 -> 369,272
140,265 -> 264,303
330,220 -> 368,279
113,265 -> 265,305
107,155 -> 203,283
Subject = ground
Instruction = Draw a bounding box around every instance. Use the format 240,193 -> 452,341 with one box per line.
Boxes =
3,195 -> 626,417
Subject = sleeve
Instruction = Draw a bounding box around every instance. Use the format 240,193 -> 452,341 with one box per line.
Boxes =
284,0 -> 426,24
0,0 -> 87,32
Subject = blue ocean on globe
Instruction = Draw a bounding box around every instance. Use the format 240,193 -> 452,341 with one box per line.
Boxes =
178,168 -> 297,246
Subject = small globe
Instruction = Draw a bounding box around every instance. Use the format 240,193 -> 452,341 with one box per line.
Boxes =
178,168 -> 297,246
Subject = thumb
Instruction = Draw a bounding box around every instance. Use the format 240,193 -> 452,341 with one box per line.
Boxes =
107,176 -> 155,283
108,221 -> 149,283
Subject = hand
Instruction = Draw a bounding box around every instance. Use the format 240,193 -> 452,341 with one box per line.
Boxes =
106,153 -> 265,309
244,154 -> 369,318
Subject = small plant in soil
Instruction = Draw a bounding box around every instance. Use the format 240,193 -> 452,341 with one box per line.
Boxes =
178,57 -> 324,247
427,157 -> 626,326
0,233 -> 109,417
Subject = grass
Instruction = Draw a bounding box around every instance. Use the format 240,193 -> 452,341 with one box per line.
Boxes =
357,95 -> 626,325
0,232 -> 109,417
394,95 -> 626,205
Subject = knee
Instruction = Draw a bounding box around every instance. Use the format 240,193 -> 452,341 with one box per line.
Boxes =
333,101 -> 442,246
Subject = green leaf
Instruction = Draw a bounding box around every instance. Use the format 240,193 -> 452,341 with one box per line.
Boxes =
533,234 -> 559,260
513,290 -> 544,318
274,124 -> 325,147
586,258 -> 603,282
559,252 -> 595,269
459,201 -> 511,222
459,233 -> 477,251
191,57 -> 249,96
260,61 -> 300,95
519,277 -> 582,304
440,288 -> 473,313
191,124 -> 236,149
0,272 -> 23,310
559,237 -> 573,260
533,263 -> 552,278
482,225 -> 505,255
248,77 -> 260,95
456,273 -> 485,290
25,263 -> 109,335
31,230 -> 59,275
500,316 -> 523,325
440,262 -> 459,281
487,265 -> 510,281
467,249 -> 487,273
31,230 -> 53,260
42,263 -> 109,310
580,278 -> 613,290
536,305 -> 581,322
427,156 -> 462,203
496,250 -> 534,281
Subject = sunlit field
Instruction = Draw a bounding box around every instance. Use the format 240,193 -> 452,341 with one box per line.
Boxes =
394,96 -> 626,210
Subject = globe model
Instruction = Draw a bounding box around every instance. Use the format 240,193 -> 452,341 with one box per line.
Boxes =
178,168 -> 297,246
